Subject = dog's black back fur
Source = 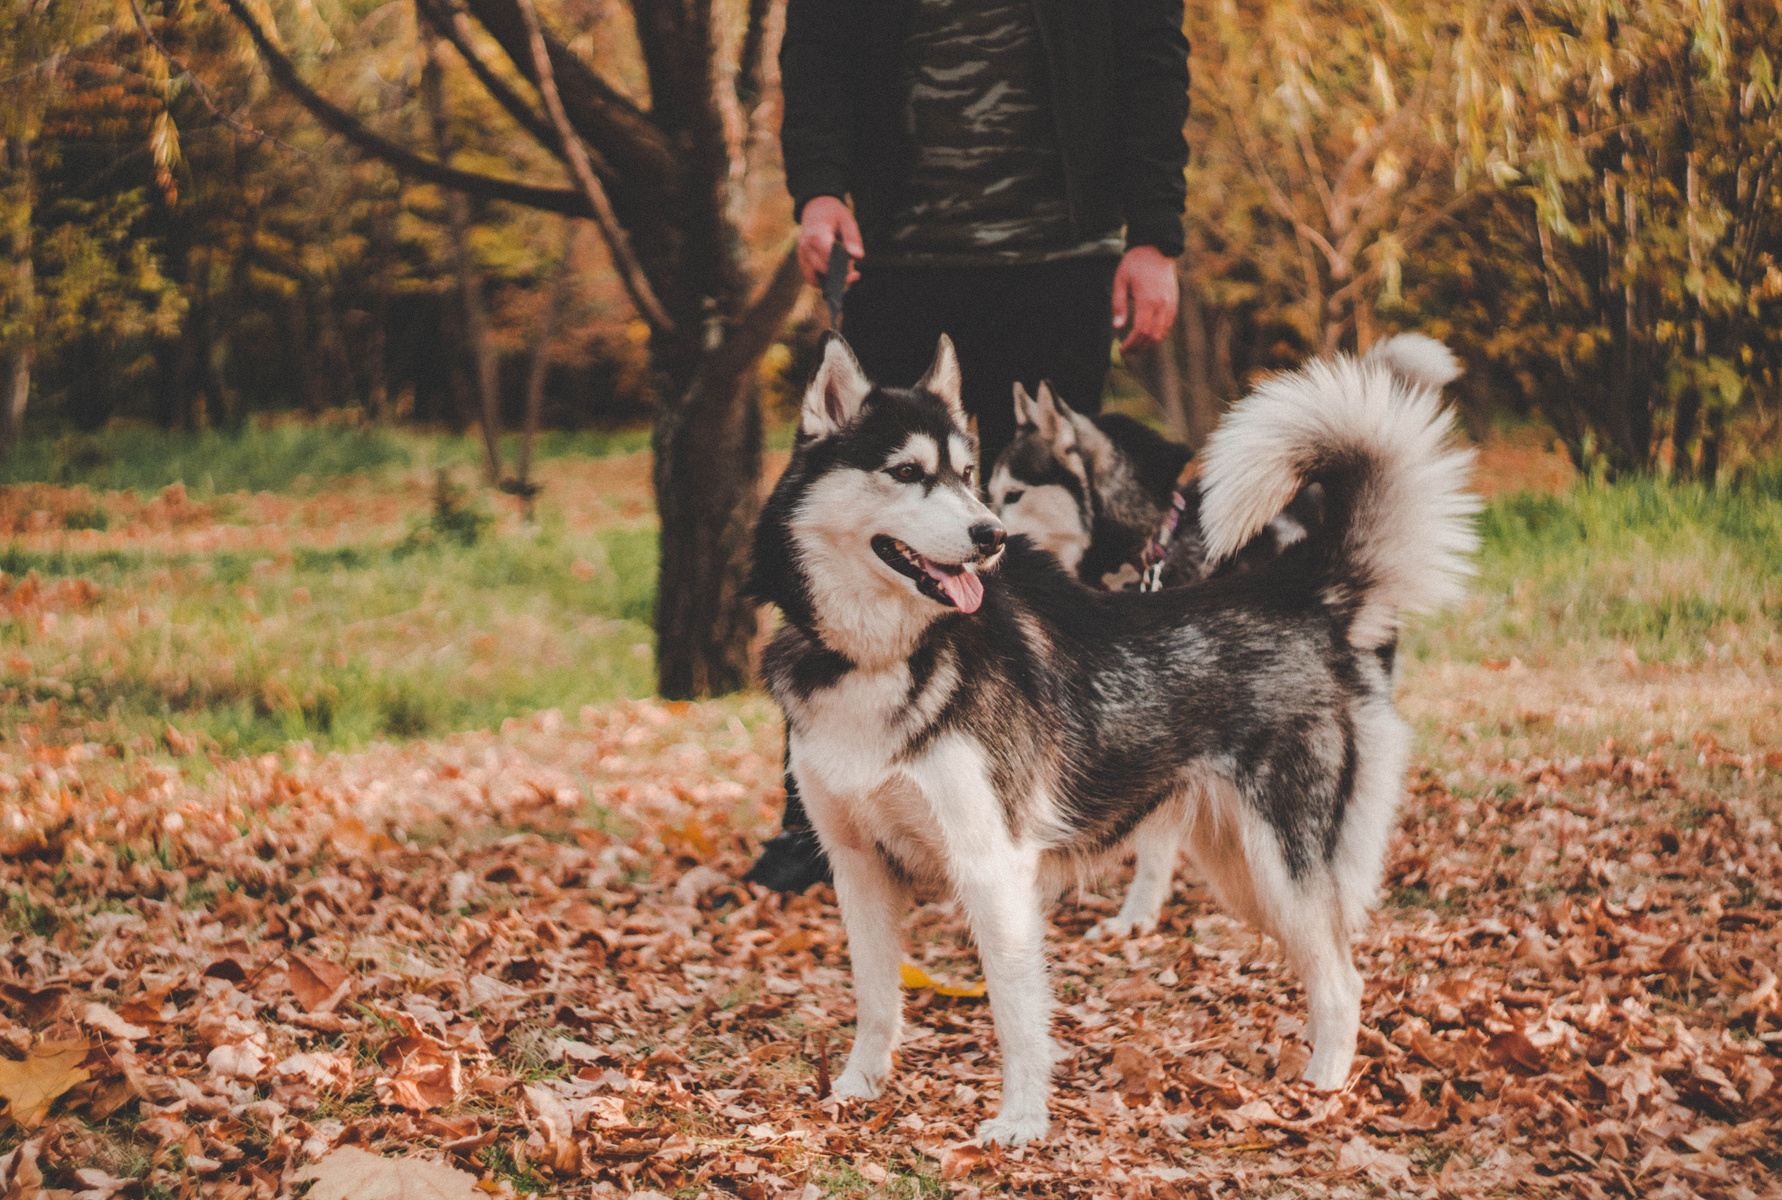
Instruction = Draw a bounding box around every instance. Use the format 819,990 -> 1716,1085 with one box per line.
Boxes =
759,381 -> 1385,880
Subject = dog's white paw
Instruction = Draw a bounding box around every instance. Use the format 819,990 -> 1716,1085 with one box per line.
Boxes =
977,1111 -> 1049,1147
1301,1046 -> 1355,1091
1085,916 -> 1130,941
1086,915 -> 1152,941
832,1066 -> 886,1101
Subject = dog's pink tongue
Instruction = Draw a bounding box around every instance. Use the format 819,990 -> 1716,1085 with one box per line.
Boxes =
934,566 -> 983,614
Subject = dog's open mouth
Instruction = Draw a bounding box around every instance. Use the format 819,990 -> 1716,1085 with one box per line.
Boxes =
871,535 -> 984,613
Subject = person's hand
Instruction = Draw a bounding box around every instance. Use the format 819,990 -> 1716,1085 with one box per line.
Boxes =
798,196 -> 864,289
1112,245 -> 1180,354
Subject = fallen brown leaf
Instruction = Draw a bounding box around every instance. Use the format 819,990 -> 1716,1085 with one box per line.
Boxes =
938,1142 -> 987,1179
0,1038 -> 90,1129
523,1082 -> 583,1175
1485,1030 -> 1549,1075
287,953 -> 353,1013
298,1145 -> 484,1200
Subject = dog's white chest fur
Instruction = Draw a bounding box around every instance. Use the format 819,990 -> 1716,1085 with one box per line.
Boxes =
784,660 -> 958,878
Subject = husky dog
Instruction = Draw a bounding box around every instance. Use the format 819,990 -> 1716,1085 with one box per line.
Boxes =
990,333 -> 1464,590
750,331 -> 1477,1145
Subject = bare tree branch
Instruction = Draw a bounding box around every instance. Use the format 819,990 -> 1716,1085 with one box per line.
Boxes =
514,0 -> 675,331
216,0 -> 590,217
458,0 -> 680,189
414,0 -> 560,156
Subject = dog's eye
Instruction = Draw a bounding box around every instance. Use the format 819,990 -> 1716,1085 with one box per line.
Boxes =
1003,489 -> 1025,504
888,463 -> 924,484
961,464 -> 976,485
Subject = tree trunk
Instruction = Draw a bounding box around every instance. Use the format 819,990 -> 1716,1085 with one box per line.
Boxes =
1,139 -> 32,459
1670,386 -> 1701,480
367,258 -> 392,423
422,24 -> 503,483
224,0 -> 804,697
1177,283 -> 1219,451
513,220 -> 577,518
291,283 -> 325,418
653,368 -> 764,699
1132,319 -> 1189,445
651,251 -> 802,699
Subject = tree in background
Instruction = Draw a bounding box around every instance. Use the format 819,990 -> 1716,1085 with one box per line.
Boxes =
1468,0 -> 1782,478
217,0 -> 802,698
1134,0 -> 1516,449
1151,0 -> 1780,481
0,0 -> 191,455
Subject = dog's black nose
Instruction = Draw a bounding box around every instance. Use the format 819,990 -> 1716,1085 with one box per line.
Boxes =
970,522 -> 1006,555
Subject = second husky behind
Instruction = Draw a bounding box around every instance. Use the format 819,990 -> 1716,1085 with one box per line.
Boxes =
751,333 -> 1477,1146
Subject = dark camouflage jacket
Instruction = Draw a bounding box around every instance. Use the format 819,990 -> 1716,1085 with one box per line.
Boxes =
780,0 -> 1191,259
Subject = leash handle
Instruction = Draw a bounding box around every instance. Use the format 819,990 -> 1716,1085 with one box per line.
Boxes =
822,239 -> 851,329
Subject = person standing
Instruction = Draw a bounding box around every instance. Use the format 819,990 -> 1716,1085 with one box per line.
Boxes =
745,0 -> 1190,892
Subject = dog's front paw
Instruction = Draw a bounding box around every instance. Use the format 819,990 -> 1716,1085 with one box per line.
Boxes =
977,1111 -> 1049,1147
1301,1045 -> 1355,1091
832,1065 -> 886,1101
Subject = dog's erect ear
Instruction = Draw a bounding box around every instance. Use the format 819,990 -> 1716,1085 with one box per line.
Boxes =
1012,381 -> 1038,430
1032,382 -> 1076,458
801,332 -> 872,439
916,334 -> 966,426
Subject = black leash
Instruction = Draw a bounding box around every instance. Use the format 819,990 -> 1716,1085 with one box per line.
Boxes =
822,239 -> 851,330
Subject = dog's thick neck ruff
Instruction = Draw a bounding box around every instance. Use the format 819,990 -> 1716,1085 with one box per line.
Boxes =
751,333 -> 1004,670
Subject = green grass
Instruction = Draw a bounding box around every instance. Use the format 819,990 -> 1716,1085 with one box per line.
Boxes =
0,425 -> 413,494
1408,472 -> 1782,666
0,422 -> 658,495
4,419 -> 1774,758
0,503 -> 659,756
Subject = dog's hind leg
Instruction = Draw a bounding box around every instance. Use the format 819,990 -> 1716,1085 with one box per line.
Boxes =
1273,893 -> 1363,1089
1181,779 -> 1361,1089
1088,802 -> 1186,940
829,841 -> 911,1101
1280,694 -> 1406,1090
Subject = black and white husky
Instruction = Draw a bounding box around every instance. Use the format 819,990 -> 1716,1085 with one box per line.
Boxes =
750,332 -> 1477,1145
989,333 -> 1464,590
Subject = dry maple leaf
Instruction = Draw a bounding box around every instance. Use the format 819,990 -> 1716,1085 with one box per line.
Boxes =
899,961 -> 987,999
372,1011 -> 466,1113
1333,1134 -> 1414,1185
287,953 -> 353,1013
523,1082 -> 583,1175
331,815 -> 399,857
1485,1030 -> 1548,1075
0,1038 -> 90,1130
298,1145 -> 484,1200
1110,1043 -> 1166,1099
938,1142 -> 987,1179
80,1003 -> 150,1042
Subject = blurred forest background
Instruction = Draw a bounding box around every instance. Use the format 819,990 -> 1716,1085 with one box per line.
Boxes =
1,0 -> 1780,697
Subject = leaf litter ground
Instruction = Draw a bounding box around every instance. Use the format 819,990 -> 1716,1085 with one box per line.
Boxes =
0,431 -> 1776,1199
0,654 -> 1774,1200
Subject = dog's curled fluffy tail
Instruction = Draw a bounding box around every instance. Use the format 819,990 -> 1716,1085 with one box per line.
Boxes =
1363,332 -> 1464,390
1197,350 -> 1479,650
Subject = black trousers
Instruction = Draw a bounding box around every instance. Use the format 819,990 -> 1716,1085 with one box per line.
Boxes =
840,256 -> 1120,470
777,256 -> 1118,838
